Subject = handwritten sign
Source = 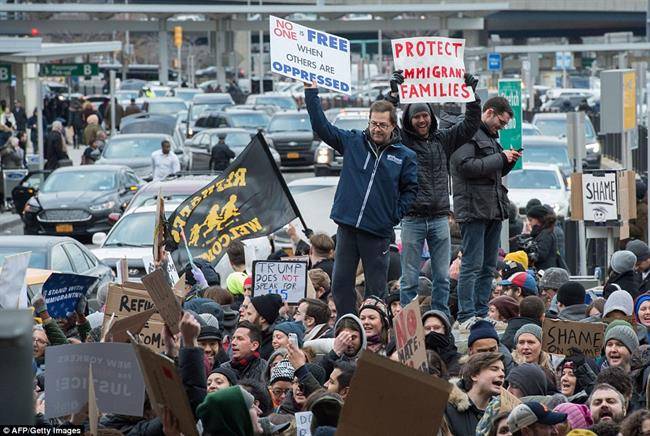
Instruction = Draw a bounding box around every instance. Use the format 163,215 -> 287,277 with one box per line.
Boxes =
142,269 -> 182,335
542,318 -> 606,357
393,299 -> 428,372
391,36 -> 474,104
582,171 -> 618,225
252,260 -> 307,303
269,16 -> 351,94
44,343 -> 145,419
296,411 -> 313,436
42,273 -> 98,319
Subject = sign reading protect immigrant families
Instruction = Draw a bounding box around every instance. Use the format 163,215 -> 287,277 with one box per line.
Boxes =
269,16 -> 351,95
391,37 -> 474,104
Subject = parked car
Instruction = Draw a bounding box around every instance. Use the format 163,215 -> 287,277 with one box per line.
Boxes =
22,165 -> 142,237
265,111 -> 316,166
119,113 -> 187,163
192,110 -> 270,136
531,112 -> 601,169
505,163 -> 570,217
185,128 -> 281,170
0,235 -> 114,302
167,87 -> 204,106
245,93 -> 298,111
187,93 -> 235,138
522,122 -> 542,136
142,97 -> 187,117
96,133 -> 189,178
313,113 -> 368,176
124,175 -> 215,213
522,135 -> 572,176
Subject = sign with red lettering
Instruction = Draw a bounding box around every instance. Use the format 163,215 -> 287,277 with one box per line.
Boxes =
392,299 -> 428,372
391,36 -> 474,104
269,16 -> 351,94
252,260 -> 307,303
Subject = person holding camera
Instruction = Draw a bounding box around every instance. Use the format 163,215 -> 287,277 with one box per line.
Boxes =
524,205 -> 557,270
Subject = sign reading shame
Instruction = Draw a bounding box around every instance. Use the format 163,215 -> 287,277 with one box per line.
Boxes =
582,171 -> 618,225
252,260 -> 307,303
542,318 -> 606,357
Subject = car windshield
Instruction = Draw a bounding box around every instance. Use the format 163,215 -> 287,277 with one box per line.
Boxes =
508,169 -> 561,189
103,137 -> 166,159
104,211 -> 171,247
524,147 -> 570,170
135,195 -> 191,208
147,101 -> 187,115
268,115 -> 312,132
334,117 -> 368,130
41,171 -> 117,192
534,118 -> 596,142
229,112 -> 270,129
0,247 -> 47,269
255,96 -> 298,110
191,103 -> 233,120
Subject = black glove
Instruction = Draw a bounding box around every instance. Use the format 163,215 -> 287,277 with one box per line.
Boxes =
390,70 -> 404,93
464,73 -> 479,93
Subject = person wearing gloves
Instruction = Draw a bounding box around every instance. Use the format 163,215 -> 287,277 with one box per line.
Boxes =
242,293 -> 283,360
507,401 -> 568,436
386,71 -> 481,316
605,250 -> 641,299
304,80 -> 418,318
512,323 -> 553,372
195,386 -> 263,436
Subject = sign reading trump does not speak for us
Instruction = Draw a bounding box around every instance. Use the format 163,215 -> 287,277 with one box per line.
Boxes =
391,37 -> 474,104
269,16 -> 351,94
252,260 -> 307,303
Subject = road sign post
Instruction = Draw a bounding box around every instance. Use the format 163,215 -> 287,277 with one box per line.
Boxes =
498,79 -> 523,170
39,63 -> 98,77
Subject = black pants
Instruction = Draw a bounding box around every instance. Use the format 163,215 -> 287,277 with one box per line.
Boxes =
331,224 -> 391,317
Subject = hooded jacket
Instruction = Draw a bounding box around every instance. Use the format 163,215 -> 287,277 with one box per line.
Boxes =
398,97 -> 481,218
558,304 -> 589,321
317,314 -> 367,378
305,88 -> 418,238
197,387 -> 255,436
450,123 -> 517,222
444,378 -> 485,436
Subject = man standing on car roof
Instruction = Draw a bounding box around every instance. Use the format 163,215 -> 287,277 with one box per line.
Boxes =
304,80 -> 418,318
387,71 -> 481,317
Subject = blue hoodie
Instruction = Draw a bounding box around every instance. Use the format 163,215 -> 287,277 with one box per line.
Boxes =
305,88 -> 418,238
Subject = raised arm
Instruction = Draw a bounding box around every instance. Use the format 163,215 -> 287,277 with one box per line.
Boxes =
304,83 -> 354,155
438,74 -> 482,153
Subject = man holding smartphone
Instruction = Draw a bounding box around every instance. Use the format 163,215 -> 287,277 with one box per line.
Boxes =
450,96 -> 522,327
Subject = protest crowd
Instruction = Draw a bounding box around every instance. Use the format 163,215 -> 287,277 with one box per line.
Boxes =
8,24 -> 650,436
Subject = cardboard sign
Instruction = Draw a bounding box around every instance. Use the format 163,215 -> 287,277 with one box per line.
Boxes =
582,171 -> 618,225
252,260 -> 308,303
0,251 -> 30,309
103,283 -> 166,352
143,253 -> 180,285
142,268 -> 182,335
44,343 -> 145,419
42,272 -> 99,319
296,411 -> 313,436
106,307 -> 157,343
391,36 -> 473,104
393,299 -> 428,372
499,387 -> 521,414
542,318 -> 606,357
338,352 -> 451,436
89,365 -> 100,436
269,16 -> 351,94
132,343 -> 198,436
116,258 -> 129,285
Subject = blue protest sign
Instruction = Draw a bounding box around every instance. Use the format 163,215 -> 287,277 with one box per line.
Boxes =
42,272 -> 98,318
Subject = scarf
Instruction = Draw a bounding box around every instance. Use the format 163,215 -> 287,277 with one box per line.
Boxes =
230,351 -> 260,370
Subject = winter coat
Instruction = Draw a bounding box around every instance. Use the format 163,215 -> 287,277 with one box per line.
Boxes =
450,123 -> 517,223
530,225 -> 558,270
13,107 -> 27,131
444,378 -> 485,436
398,97 -> 481,218
629,346 -> 650,412
179,347 -> 209,418
83,123 -> 102,146
44,130 -> 68,170
210,142 -> 236,171
259,326 -> 274,361
314,314 -> 367,378
103,102 -> 124,131
305,88 -> 418,238
605,270 -> 642,300
1,145 -> 23,169
629,200 -> 648,242
558,304 -> 589,321
501,316 -> 541,351
219,355 -> 268,383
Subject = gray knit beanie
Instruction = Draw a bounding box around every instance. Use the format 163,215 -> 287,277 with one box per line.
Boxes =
514,323 -> 543,344
610,250 -> 637,274
605,324 -> 639,353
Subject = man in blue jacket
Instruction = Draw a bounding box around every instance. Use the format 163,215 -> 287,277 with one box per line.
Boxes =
304,81 -> 418,317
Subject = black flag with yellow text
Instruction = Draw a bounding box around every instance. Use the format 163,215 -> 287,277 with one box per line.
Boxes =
168,133 -> 301,265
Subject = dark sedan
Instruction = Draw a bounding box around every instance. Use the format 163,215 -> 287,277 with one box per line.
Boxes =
22,165 -> 142,238
265,111 -> 317,166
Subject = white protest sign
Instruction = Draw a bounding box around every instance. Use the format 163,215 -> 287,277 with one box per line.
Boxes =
252,260 -> 307,303
143,253 -> 179,285
269,15 -> 351,95
391,37 -> 474,104
0,251 -> 30,309
44,343 -> 145,419
296,411 -> 313,436
582,171 -> 618,224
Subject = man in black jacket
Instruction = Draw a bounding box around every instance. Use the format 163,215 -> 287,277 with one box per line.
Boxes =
210,135 -> 236,171
451,97 -> 522,325
388,71 -> 481,315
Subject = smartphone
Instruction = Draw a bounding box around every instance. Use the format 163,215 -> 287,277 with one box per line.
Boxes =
288,333 -> 299,348
515,148 -> 524,152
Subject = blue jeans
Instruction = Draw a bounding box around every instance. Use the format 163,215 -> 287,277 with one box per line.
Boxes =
399,216 -> 450,316
456,219 -> 502,322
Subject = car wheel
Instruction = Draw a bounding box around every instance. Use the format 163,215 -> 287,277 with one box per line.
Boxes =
314,167 -> 330,177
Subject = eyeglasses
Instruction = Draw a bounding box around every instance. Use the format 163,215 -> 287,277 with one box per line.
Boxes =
33,338 -> 48,345
369,120 -> 392,130
271,388 -> 291,396
495,114 -> 510,128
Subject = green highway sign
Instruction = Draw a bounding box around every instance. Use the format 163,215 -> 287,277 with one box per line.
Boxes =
498,79 -> 523,170
40,63 -> 98,77
0,65 -> 11,83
